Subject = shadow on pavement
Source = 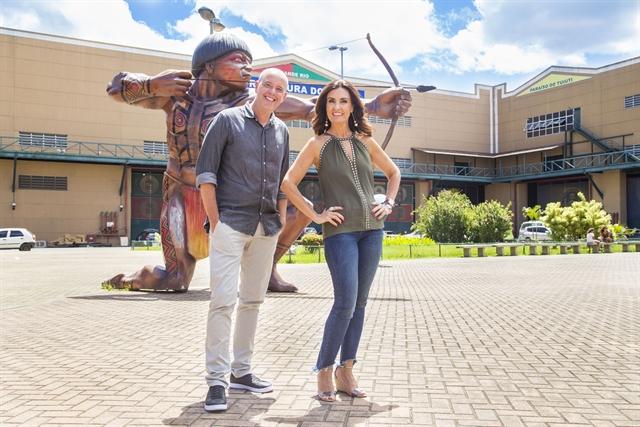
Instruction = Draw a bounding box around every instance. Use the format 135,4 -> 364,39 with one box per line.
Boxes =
68,289 -> 212,301
263,399 -> 397,424
70,291 -> 411,303
163,395 -> 276,426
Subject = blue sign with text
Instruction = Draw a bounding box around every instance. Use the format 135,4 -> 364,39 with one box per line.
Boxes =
249,78 -> 365,97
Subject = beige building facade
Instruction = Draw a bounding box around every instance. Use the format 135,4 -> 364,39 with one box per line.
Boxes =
1,28 -> 639,244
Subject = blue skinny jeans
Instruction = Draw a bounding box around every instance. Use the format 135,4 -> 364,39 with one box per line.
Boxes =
315,229 -> 383,371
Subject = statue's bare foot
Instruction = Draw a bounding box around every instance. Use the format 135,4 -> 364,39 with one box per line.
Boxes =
268,268 -> 298,293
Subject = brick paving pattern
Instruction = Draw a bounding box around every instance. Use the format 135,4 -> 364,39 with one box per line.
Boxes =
1,248 -> 638,426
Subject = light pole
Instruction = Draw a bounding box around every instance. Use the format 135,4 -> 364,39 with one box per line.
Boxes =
328,45 -> 348,79
197,6 -> 225,34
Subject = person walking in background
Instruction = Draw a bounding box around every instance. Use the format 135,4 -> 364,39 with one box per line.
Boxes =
281,79 -> 400,402
196,68 -> 290,412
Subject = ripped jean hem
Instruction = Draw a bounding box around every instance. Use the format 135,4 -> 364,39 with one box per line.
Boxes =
338,358 -> 357,367
312,358 -> 358,374
312,363 -> 336,374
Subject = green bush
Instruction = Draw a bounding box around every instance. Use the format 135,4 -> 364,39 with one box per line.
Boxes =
468,200 -> 513,243
541,192 -> 611,240
611,223 -> 638,240
413,190 -> 513,243
412,190 -> 472,243
300,233 -> 323,253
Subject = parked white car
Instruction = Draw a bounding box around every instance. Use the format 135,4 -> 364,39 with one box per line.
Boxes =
519,220 -> 545,234
518,225 -> 552,241
0,228 -> 36,251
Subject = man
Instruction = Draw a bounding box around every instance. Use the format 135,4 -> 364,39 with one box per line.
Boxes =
106,32 -> 411,293
196,68 -> 289,412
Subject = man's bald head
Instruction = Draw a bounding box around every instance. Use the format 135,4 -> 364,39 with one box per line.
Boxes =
257,68 -> 289,89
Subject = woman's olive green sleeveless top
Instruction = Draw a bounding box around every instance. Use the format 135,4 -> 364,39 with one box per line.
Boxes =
318,133 -> 383,238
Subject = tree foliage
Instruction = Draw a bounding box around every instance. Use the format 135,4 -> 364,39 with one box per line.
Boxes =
468,200 -> 513,243
541,192 -> 611,240
412,190 -> 471,243
300,233 -> 323,253
522,205 -> 542,220
413,190 -> 512,243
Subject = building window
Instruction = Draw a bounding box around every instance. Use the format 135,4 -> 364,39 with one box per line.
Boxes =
19,132 -> 68,149
624,94 -> 640,109
368,115 -> 412,128
18,175 -> 68,191
284,120 -> 311,129
525,109 -> 575,138
143,140 -> 168,155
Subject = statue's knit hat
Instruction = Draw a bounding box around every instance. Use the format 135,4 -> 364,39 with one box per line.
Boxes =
192,32 -> 252,76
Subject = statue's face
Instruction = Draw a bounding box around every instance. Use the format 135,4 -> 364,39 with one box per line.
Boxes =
208,51 -> 252,90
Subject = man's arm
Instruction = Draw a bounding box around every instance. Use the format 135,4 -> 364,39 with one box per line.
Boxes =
277,198 -> 287,228
195,113 -> 229,232
106,70 -> 193,111
277,131 -> 290,228
200,184 -> 219,232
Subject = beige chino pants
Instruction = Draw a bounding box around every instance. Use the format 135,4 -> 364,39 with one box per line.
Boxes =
205,221 -> 279,388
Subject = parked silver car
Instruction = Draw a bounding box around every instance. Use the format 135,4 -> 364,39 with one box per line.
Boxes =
519,220 -> 545,234
518,225 -> 552,241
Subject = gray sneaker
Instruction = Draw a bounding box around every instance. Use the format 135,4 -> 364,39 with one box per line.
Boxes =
204,385 -> 227,412
229,373 -> 273,393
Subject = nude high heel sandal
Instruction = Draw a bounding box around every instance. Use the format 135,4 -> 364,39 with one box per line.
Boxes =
316,366 -> 336,402
334,360 -> 367,398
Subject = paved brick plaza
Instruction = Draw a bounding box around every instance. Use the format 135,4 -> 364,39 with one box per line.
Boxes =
1,248 -> 638,426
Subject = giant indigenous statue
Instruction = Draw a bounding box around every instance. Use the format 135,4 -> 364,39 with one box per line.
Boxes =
105,31 -> 411,293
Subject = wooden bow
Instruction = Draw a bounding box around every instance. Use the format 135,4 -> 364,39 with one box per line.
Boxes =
366,33 -> 399,151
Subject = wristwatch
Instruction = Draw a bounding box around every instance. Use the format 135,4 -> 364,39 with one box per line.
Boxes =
382,198 -> 395,209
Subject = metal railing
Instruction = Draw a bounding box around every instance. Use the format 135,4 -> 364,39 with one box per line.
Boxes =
0,136 -> 167,163
494,147 -> 640,180
2,135 -> 638,181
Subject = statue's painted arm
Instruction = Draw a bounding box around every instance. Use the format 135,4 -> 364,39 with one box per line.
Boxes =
106,70 -> 192,110
275,95 -> 316,122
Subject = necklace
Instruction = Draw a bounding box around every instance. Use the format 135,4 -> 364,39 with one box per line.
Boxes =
326,131 -> 353,141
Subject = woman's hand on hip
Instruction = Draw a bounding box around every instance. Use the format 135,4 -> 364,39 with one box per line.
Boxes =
371,203 -> 392,220
314,206 -> 344,226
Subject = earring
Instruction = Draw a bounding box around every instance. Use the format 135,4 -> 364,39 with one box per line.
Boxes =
351,112 -> 358,129
324,119 -> 329,129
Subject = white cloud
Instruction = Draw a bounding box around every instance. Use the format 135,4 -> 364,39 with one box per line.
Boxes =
438,0 -> 640,76
1,0 -> 638,91
201,0 -> 447,81
0,0 -> 277,59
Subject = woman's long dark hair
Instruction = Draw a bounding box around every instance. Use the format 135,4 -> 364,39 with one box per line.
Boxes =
312,79 -> 373,137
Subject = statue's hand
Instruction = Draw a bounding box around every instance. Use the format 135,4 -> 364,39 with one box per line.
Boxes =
367,87 -> 412,119
149,70 -> 193,97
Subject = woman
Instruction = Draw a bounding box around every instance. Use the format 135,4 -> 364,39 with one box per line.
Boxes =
586,228 -> 600,252
281,80 -> 400,401
599,226 -> 613,243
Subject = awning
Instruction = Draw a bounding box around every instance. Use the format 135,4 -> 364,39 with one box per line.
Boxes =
412,144 -> 562,159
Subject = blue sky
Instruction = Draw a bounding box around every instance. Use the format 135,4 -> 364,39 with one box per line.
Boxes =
2,0 -> 638,93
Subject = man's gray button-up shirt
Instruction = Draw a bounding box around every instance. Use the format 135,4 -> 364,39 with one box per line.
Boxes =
195,103 -> 290,236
